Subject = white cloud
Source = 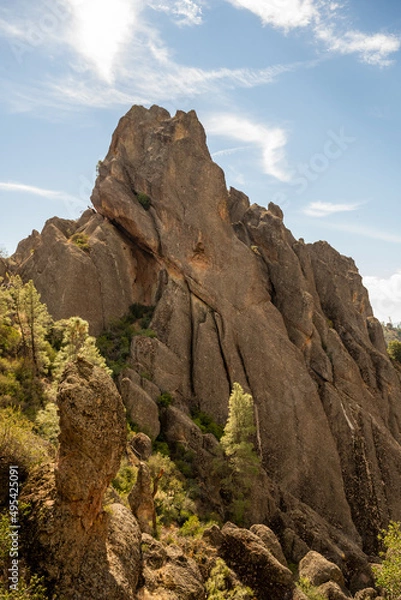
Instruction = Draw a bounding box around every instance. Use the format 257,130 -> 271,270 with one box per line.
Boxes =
363,272 -> 401,323
315,26 -> 401,67
225,0 -> 317,31
224,0 -> 401,67
206,114 -> 290,181
0,181 -> 85,209
148,0 -> 203,26
303,201 -> 361,217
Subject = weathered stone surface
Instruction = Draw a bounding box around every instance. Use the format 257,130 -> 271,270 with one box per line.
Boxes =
56,359 -> 126,527
354,589 -> 377,600
299,551 -> 345,588
316,581 -> 351,600
120,377 -> 160,439
130,432 -> 153,461
250,523 -> 288,567
219,523 -> 294,600
139,534 -> 204,600
21,360 -> 141,599
13,210 -> 157,335
128,461 -> 155,534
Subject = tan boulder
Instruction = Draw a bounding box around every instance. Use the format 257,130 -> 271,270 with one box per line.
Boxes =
299,551 -> 345,588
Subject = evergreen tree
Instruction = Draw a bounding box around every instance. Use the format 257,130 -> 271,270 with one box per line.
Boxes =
7,276 -> 52,374
373,521 -> 401,599
53,316 -> 111,380
220,383 -> 260,524
220,382 -> 260,475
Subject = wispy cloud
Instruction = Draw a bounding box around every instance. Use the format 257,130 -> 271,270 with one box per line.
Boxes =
363,272 -> 401,323
148,0 -> 203,26
0,181 -> 85,208
303,201 -> 361,217
225,0 -> 317,31
315,27 -> 401,67
224,0 -> 401,67
206,114 -> 290,182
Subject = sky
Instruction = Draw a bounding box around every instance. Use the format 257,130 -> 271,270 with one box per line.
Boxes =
0,0 -> 401,322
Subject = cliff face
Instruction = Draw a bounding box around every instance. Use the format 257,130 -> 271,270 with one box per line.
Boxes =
13,105 -> 401,554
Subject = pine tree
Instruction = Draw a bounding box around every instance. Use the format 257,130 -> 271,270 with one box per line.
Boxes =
221,382 -> 260,475
7,276 -> 52,374
220,383 -> 260,524
53,316 -> 111,380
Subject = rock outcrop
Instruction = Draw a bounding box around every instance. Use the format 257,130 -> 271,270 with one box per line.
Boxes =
13,105 -> 401,559
21,359 -> 141,599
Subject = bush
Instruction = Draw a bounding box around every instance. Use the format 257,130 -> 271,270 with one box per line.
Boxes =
387,340 -> 401,363
191,408 -> 224,440
157,392 -> 173,409
0,408 -> 49,472
296,577 -> 326,600
96,304 -> 155,377
34,403 -> 60,445
179,515 -> 218,539
373,521 -> 401,600
70,232 -> 90,252
112,462 -> 138,497
137,192 -> 151,210
148,452 -> 196,526
205,557 -> 255,599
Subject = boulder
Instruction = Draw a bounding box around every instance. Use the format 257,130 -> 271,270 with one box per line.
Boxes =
354,589 -> 377,600
299,551 -> 345,588
250,523 -> 288,567
120,377 -> 160,439
316,581 -> 351,599
219,523 -> 294,600
130,432 -> 153,461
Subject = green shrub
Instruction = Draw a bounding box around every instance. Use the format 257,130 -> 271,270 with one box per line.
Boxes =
0,408 -> 49,472
191,408 -> 224,440
137,192 -> 151,210
205,557 -> 255,599
112,463 -> 138,496
34,402 -> 60,445
148,452 -> 196,526
70,232 -> 90,252
296,577 -> 326,600
373,521 -> 401,600
96,304 -> 155,377
1,508 -> 46,597
0,574 -> 47,599
157,392 -> 173,409
387,340 -> 401,363
179,515 -> 218,539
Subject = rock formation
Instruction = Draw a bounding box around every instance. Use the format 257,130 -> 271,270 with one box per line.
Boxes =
12,105 -> 401,561
21,359 -> 141,599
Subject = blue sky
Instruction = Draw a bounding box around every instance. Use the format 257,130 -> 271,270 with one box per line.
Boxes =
1,0 -> 401,322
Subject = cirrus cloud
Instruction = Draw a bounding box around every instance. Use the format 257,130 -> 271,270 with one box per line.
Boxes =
303,201 -> 361,217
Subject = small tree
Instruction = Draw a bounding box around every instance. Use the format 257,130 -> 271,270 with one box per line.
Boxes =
53,317 -> 111,380
373,521 -> 401,600
221,383 -> 260,475
7,276 -> 52,374
220,383 -> 260,523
